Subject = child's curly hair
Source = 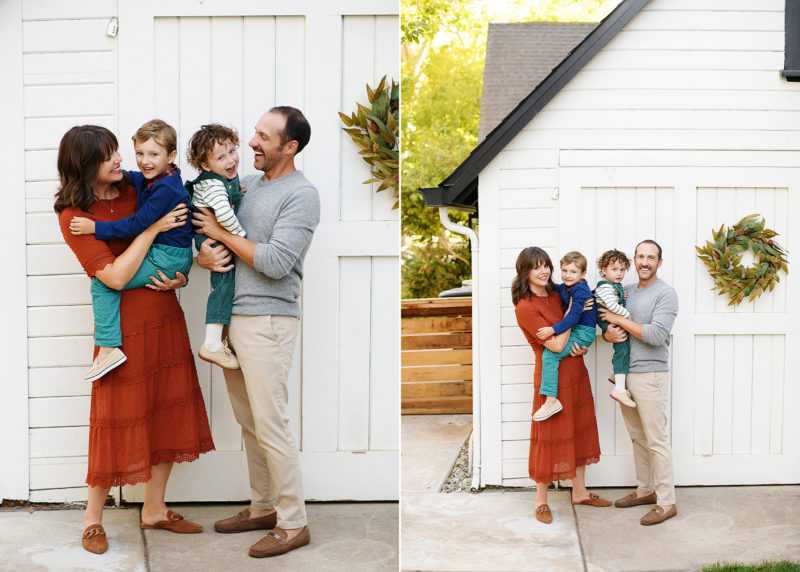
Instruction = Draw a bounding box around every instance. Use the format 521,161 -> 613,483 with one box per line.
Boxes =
597,249 -> 631,274
186,123 -> 240,170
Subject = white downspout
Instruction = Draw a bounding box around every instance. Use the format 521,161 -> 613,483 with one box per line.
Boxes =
439,207 -> 481,490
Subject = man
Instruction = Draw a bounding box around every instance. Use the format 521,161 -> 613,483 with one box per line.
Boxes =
193,106 -> 320,557
598,239 -> 679,526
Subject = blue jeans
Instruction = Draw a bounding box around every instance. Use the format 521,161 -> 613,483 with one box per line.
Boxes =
539,324 -> 596,397
91,243 -> 193,347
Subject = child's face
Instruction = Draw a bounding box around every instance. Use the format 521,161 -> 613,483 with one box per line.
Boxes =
560,262 -> 585,287
201,139 -> 240,180
601,260 -> 627,284
134,137 -> 177,179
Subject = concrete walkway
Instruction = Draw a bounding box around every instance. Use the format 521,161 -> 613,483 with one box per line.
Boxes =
1,502 -> 398,571
401,414 -> 800,572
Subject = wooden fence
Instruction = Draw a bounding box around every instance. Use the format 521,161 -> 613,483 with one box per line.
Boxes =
401,297 -> 472,414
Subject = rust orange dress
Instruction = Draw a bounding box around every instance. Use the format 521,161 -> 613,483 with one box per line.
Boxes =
59,183 -> 214,487
515,291 -> 600,483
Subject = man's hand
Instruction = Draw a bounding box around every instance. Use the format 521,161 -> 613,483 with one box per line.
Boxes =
597,307 -> 622,325
568,341 -> 588,357
583,297 -> 595,311
196,238 -> 234,273
536,326 -> 555,340
603,324 -> 628,343
145,270 -> 187,291
70,216 -> 95,235
192,206 -> 227,241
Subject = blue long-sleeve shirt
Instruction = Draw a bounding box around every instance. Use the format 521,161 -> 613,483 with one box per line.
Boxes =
551,279 -> 597,335
94,166 -> 192,248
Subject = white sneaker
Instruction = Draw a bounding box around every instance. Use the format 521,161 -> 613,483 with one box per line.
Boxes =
199,340 -> 240,370
533,398 -> 563,421
611,389 -> 637,408
84,348 -> 127,382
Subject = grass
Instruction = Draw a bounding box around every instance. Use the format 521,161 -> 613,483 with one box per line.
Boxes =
703,562 -> 800,572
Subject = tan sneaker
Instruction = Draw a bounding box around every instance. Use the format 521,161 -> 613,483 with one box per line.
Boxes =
84,348 -> 127,382
533,398 -> 563,421
611,389 -> 636,408
199,340 -> 240,370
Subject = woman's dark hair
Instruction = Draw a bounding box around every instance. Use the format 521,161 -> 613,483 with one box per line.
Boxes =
511,247 -> 556,306
54,125 -> 119,214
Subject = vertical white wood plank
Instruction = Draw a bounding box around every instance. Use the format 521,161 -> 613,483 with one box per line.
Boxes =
671,333 -> 694,456
580,187 -> 597,284
693,335 -> 714,455
337,257 -> 371,451
369,256 -> 399,450
301,256 -> 339,452
769,187 -> 788,313
753,188 -> 775,313
784,335 -> 800,454
0,0 -> 30,500
711,335 -> 733,455
714,187 -> 736,314
695,188 -> 717,312
304,14 -> 342,223
242,17 -> 276,179
633,186 -> 655,247
769,335 -> 785,454
615,187 -> 637,259
153,18 -> 180,138
750,334 -> 772,454
275,16 -> 305,162
372,14 -> 400,220
655,186 -> 674,286
340,16 -> 376,222
594,335 -> 616,455
731,335 -> 753,454
732,187 -> 757,314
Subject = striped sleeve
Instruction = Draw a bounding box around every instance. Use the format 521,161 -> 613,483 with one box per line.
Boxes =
192,179 -> 246,237
595,283 -> 631,318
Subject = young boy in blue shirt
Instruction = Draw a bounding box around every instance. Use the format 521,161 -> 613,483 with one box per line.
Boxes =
70,119 -> 193,382
533,251 -> 597,421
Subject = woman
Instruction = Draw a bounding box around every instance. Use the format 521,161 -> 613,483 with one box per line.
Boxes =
512,247 -> 609,524
55,125 -> 215,554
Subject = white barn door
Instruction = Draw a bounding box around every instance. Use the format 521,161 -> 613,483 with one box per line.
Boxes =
118,1 -> 399,501
557,162 -> 800,486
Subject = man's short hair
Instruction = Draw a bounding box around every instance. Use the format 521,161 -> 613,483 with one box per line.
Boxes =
133,119 -> 178,154
560,250 -> 588,273
635,239 -> 663,261
270,106 -> 311,154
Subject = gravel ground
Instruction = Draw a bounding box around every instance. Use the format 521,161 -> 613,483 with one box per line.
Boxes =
441,433 -> 474,493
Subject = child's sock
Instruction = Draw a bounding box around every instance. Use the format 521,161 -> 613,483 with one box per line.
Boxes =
204,323 -> 224,351
614,373 -> 627,392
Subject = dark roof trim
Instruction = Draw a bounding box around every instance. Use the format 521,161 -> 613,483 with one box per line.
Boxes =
781,0 -> 800,81
419,0 -> 652,212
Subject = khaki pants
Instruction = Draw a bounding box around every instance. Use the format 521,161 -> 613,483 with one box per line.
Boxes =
620,371 -> 676,506
223,314 -> 307,528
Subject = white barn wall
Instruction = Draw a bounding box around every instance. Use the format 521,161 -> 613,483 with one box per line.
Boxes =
15,2 -> 399,502
482,0 -> 800,487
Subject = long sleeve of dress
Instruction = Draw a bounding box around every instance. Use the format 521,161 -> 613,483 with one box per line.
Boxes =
192,179 -> 246,237
594,283 -> 631,318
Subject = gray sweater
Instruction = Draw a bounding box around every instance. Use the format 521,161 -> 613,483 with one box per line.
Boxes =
232,170 -> 320,317
624,278 -> 678,372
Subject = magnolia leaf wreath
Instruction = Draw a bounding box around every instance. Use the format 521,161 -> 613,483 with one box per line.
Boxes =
695,214 -> 788,306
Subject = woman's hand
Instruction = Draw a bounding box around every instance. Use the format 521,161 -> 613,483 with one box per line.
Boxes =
536,326 -> 555,340
145,270 -> 187,291
70,216 -> 95,235
192,206 -> 226,241
583,297 -> 595,311
151,204 -> 189,234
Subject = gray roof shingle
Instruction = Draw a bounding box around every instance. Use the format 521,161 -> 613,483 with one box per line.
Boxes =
479,22 -> 597,141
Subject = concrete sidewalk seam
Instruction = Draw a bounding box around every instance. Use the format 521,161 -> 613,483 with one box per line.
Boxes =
571,501 -> 588,572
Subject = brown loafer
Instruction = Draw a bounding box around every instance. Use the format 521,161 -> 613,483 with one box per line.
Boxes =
640,504 -> 677,526
82,524 -> 108,554
140,510 -> 202,533
614,491 -> 657,508
215,507 -> 277,533
572,492 -> 612,507
249,526 -> 310,558
535,504 -> 553,524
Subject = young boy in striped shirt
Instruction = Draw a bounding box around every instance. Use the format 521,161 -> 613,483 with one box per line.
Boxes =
185,124 -> 246,370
